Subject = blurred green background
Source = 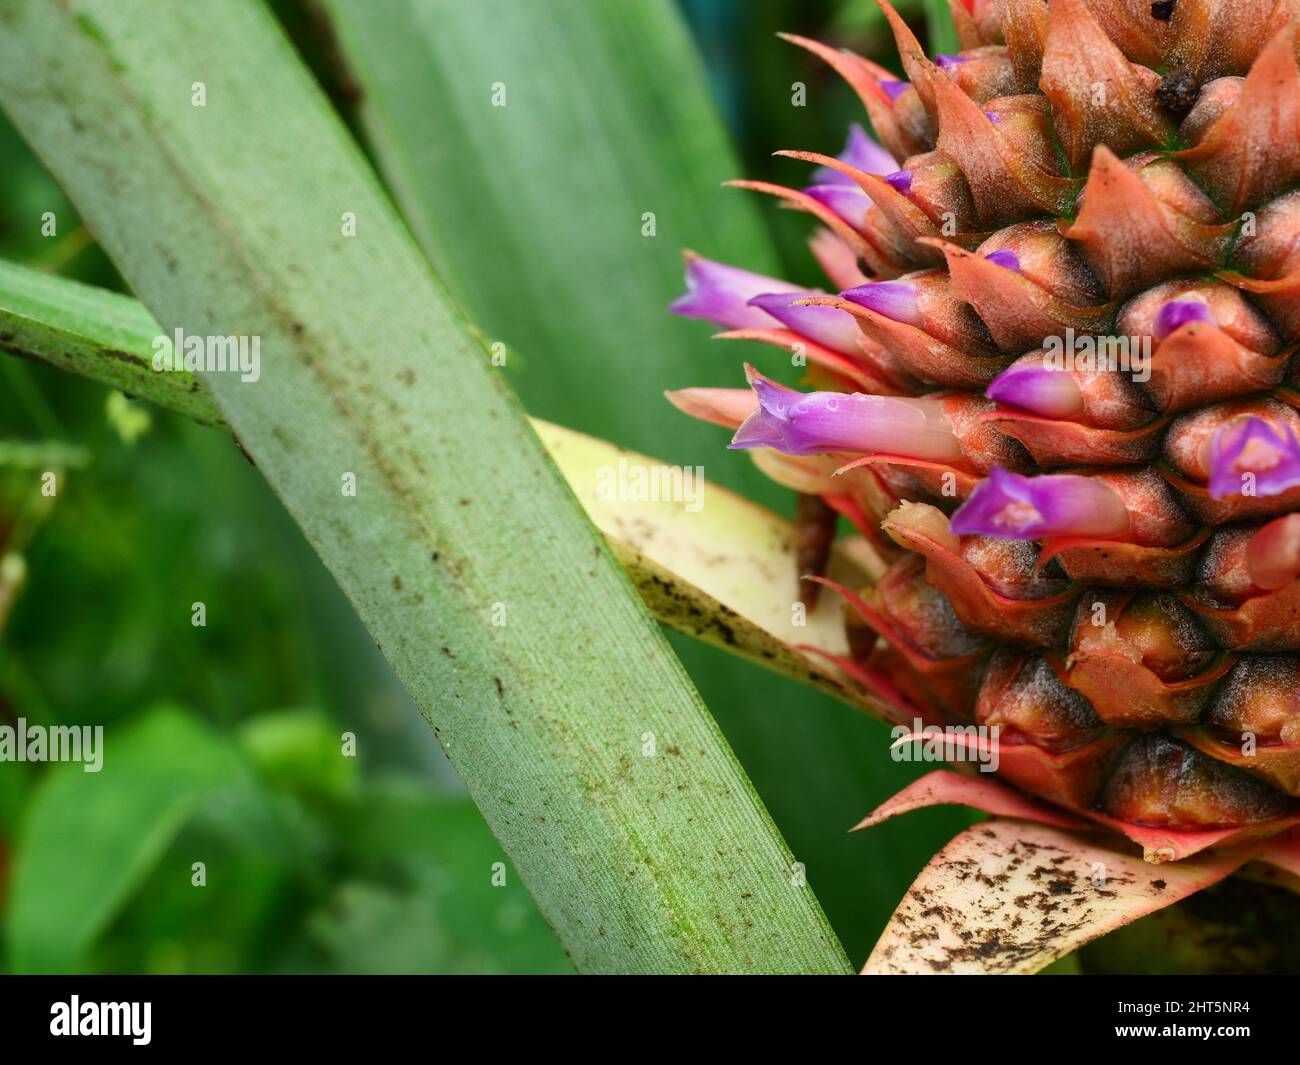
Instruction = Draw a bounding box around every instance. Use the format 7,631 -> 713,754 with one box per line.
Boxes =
0,0 -> 971,973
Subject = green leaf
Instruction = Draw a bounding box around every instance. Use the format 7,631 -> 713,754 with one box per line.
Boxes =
0,0 -> 849,973
924,0 -> 961,55
6,705 -> 244,972
318,0 -> 781,479
0,259 -> 222,426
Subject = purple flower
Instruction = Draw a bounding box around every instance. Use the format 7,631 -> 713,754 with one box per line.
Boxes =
984,111 -> 1002,125
880,79 -> 909,101
1207,416 -> 1300,499
747,292 -> 862,355
951,467 -> 1130,540
811,123 -> 896,185
884,170 -> 914,194
669,255 -> 806,331
1153,298 -> 1217,341
985,362 -> 1083,418
841,280 -> 923,327
803,184 -> 872,230
984,248 -> 1022,273
935,54 -> 969,71
729,379 -> 962,461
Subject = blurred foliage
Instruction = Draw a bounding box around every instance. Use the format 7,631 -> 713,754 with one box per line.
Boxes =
1078,879 -> 1300,975
0,0 -> 970,973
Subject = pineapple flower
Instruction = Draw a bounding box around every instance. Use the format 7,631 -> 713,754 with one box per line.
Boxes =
802,123 -> 896,228
668,255 -> 805,331
729,378 -> 962,460
1207,415 -> 1300,500
747,292 -> 863,353
984,359 -> 1086,418
665,0 -> 1300,973
948,467 -> 1130,540
1153,297 -> 1217,340
842,279 -> 922,326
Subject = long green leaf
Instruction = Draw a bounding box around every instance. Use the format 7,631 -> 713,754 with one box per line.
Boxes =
316,0 -> 932,959
0,0 -> 848,973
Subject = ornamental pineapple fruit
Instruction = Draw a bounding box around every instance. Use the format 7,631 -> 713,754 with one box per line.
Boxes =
669,0 -> 1300,841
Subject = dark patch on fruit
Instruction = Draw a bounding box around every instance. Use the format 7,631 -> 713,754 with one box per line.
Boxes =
1101,733 -> 1292,826
1151,0 -> 1175,20
1157,70 -> 1201,117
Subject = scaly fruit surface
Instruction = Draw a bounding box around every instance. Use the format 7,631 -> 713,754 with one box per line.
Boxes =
670,0 -> 1300,844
